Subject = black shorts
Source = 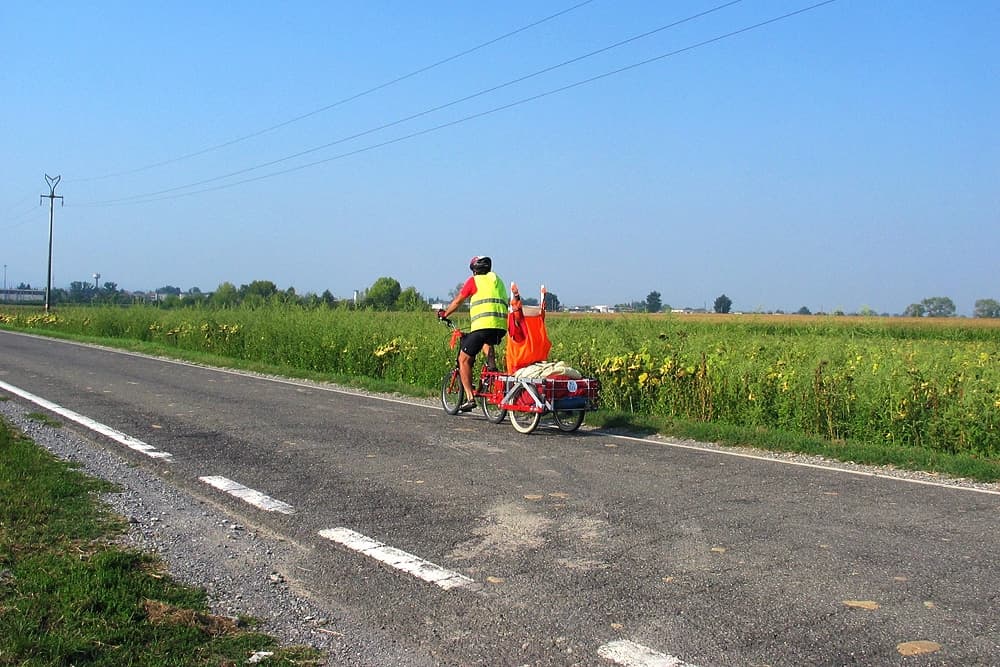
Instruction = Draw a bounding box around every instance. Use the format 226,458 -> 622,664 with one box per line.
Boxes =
461,328 -> 506,357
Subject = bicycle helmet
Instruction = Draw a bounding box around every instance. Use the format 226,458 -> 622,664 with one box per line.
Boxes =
469,255 -> 492,274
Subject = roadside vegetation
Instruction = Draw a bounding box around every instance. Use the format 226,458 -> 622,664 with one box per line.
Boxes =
1,304 -> 998,482
0,417 -> 322,666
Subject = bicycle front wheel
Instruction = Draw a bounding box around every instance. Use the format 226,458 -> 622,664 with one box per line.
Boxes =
441,369 -> 465,415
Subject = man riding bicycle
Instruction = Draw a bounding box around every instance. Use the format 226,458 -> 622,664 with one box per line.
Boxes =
437,256 -> 508,412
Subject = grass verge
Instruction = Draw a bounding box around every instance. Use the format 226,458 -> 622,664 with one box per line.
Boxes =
0,417 -> 323,666
11,327 -> 431,400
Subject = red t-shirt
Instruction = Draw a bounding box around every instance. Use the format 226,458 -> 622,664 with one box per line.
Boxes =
459,276 -> 477,299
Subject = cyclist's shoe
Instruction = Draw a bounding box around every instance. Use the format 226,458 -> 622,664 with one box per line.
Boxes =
458,400 -> 477,412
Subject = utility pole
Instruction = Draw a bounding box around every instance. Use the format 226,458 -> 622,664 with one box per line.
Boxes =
40,174 -> 63,313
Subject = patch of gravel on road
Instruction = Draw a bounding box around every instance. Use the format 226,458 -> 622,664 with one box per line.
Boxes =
0,398 -> 405,667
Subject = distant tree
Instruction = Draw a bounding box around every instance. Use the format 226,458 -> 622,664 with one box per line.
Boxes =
921,296 -> 956,318
184,290 -> 208,306
713,294 -> 732,314
365,276 -> 402,310
69,281 -> 94,303
160,293 -> 182,309
859,305 -> 876,317
614,301 -> 643,312
645,291 -> 662,313
188,286 -> 202,294
796,306 -> 812,315
16,282 -> 32,290
211,282 -> 239,308
321,289 -> 337,307
156,285 -> 182,296
903,303 -> 926,318
974,298 -> 1000,318
543,291 -> 561,312
397,286 -> 428,311
240,280 -> 278,300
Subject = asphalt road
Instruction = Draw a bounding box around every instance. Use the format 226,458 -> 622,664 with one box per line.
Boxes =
1,330 -> 998,666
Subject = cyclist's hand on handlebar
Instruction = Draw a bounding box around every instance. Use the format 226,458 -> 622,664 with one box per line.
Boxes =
437,309 -> 448,320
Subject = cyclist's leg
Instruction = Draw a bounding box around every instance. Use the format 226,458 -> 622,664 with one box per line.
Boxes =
458,350 -> 476,397
483,329 -> 504,371
460,331 -> 490,405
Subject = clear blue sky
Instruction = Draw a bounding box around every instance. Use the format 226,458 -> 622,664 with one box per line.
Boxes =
2,1 -> 997,314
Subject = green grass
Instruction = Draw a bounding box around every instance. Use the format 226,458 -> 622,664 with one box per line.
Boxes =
3,304 -> 999,479
0,417 -> 323,666
25,412 -> 62,427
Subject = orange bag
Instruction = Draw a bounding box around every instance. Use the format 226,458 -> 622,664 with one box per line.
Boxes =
506,283 -> 552,374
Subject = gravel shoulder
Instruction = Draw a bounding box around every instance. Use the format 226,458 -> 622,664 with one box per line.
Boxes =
0,397 -> 412,667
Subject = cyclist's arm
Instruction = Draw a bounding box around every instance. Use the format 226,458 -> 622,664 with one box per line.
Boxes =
440,278 -> 476,319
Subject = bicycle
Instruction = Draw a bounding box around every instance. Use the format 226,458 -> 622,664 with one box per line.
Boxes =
439,317 -> 507,423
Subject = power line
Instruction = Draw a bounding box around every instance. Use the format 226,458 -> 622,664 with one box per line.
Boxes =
79,0 -> 746,207
2,193 -> 37,215
69,0 -> 597,183
2,210 -> 40,231
1,200 -> 41,232
81,0 -> 840,207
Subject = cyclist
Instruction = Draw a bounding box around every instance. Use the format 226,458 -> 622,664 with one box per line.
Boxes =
437,256 -> 508,412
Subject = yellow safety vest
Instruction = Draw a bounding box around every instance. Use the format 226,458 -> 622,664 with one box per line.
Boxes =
470,273 -> 508,331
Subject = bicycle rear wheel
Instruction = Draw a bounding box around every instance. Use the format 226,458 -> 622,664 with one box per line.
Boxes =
481,397 -> 507,424
440,369 -> 465,415
480,375 -> 507,424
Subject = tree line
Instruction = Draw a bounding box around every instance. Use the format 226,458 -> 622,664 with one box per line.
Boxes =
38,276 -> 561,314
18,277 -> 1000,318
636,291 -> 1000,318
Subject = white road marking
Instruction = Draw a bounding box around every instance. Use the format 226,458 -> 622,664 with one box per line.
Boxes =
598,640 -> 698,667
199,475 -> 296,514
319,527 -> 475,590
0,379 -> 173,461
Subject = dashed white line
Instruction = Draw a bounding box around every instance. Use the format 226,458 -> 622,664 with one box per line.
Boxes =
319,527 -> 475,590
199,475 -> 296,514
0,379 -> 173,461
598,640 -> 698,667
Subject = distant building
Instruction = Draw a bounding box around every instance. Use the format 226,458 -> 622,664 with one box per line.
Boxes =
0,288 -> 45,303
